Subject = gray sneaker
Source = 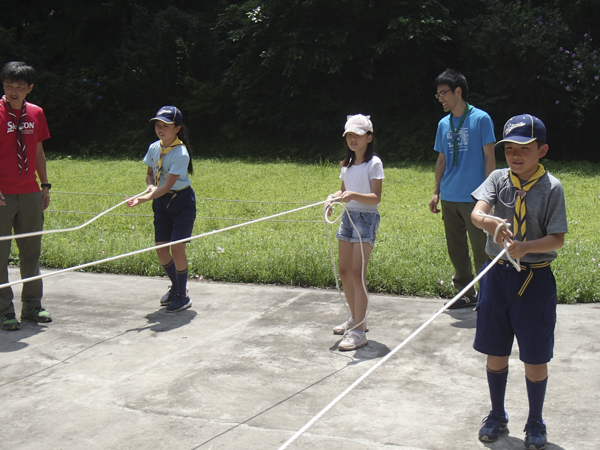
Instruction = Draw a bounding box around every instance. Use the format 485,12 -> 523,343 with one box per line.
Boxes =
338,330 -> 368,351
333,317 -> 369,335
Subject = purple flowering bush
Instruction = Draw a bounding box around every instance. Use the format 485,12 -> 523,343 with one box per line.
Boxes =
460,0 -> 599,155
549,35 -> 600,126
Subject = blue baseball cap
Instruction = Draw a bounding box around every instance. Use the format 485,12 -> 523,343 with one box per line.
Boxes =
150,106 -> 182,126
495,114 -> 546,149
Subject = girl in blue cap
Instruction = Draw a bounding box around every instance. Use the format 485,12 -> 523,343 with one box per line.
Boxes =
128,106 -> 196,312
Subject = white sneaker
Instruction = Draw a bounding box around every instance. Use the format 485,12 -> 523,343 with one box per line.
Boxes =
338,330 -> 368,351
333,317 -> 369,335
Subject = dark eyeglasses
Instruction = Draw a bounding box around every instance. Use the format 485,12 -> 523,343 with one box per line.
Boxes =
435,89 -> 452,99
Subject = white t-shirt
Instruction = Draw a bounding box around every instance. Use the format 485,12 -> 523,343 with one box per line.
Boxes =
339,156 -> 384,212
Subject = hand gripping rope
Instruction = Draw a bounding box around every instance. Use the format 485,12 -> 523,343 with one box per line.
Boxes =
0,189 -> 149,243
475,210 -> 521,272
278,211 -> 519,449
322,198 -> 370,337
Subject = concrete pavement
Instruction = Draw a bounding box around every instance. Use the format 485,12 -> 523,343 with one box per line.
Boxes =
1,268 -> 598,449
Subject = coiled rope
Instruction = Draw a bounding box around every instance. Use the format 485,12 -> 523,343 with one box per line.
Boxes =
322,199 -> 370,336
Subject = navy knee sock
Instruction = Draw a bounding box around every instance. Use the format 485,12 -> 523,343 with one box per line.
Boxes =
162,259 -> 178,288
526,376 -> 547,423
487,365 -> 509,414
176,267 -> 188,297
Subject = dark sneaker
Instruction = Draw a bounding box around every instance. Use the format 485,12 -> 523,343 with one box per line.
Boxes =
166,294 -> 192,313
160,286 -> 189,307
160,286 -> 176,306
479,410 -> 509,442
524,420 -> 547,450
1,313 -> 20,331
21,307 -> 52,323
447,294 -> 477,309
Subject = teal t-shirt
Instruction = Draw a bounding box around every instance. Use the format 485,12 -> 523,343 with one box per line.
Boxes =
434,106 -> 495,202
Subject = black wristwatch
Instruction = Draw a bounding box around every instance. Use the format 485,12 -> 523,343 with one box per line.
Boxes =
41,183 -> 51,190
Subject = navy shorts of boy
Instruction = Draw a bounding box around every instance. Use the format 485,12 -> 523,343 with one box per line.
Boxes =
336,210 -> 380,248
474,259 -> 557,365
152,187 -> 197,243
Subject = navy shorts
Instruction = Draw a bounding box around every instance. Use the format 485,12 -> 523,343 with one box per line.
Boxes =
473,259 -> 557,365
336,210 -> 380,248
152,187 -> 196,243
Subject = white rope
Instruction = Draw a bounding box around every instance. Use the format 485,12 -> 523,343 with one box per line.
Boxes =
322,201 -> 345,313
0,190 -> 149,242
0,199 -> 332,290
278,212 -> 517,449
45,210 -> 322,224
475,210 -> 521,271
53,191 -> 313,205
278,247 -> 508,449
323,199 -> 370,336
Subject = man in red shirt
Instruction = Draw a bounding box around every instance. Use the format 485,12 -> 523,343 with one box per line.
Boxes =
0,61 -> 52,331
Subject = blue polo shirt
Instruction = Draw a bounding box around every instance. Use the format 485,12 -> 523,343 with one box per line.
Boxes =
143,140 -> 191,191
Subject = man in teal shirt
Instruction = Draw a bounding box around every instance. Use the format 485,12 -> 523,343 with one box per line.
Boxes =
429,69 -> 496,309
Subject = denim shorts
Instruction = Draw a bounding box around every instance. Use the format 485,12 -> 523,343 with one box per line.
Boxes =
335,210 -> 380,248
152,187 -> 196,243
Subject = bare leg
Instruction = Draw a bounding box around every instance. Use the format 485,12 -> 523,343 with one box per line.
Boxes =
338,240 -> 355,317
524,363 -> 548,382
170,242 -> 188,271
350,242 -> 373,331
155,242 -> 172,265
487,355 -> 510,371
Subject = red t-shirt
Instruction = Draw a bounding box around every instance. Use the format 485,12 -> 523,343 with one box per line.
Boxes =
0,101 -> 51,194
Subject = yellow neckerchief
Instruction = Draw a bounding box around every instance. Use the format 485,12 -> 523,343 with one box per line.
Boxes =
510,164 -> 546,241
155,138 -> 183,186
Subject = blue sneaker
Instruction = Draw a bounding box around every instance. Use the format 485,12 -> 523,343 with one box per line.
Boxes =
479,410 -> 509,442
160,286 -> 188,307
160,286 -> 176,306
166,294 -> 192,313
524,420 -> 547,450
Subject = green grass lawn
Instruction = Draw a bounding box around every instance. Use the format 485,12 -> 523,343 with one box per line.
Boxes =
9,156 -> 600,303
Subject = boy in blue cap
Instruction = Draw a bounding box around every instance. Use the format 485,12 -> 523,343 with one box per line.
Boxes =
470,115 -> 568,449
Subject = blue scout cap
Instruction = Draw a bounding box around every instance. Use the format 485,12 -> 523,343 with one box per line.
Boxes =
150,106 -> 182,126
495,114 -> 546,149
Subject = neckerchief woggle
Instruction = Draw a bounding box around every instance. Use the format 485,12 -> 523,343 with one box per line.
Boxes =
449,103 -> 473,166
155,138 -> 183,186
510,164 -> 546,241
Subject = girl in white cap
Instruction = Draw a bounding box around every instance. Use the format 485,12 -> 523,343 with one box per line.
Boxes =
326,114 -> 384,351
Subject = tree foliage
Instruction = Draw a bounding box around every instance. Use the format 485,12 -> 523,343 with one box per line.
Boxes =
458,0 -> 600,159
0,0 -> 597,161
